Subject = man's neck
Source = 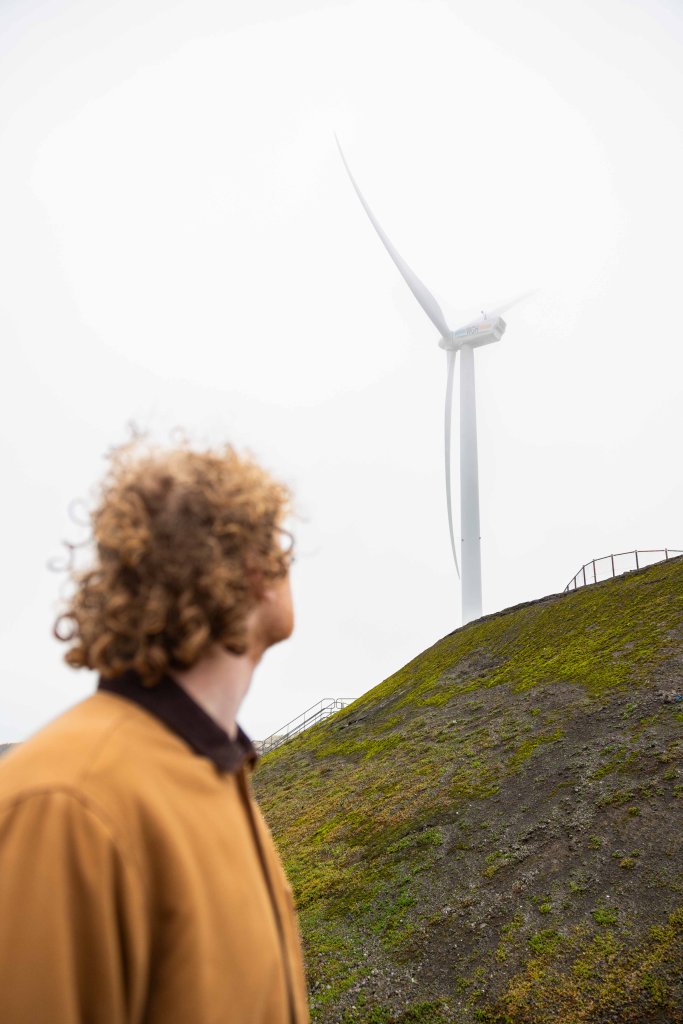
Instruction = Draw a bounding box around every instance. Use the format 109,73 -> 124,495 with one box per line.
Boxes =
172,644 -> 260,740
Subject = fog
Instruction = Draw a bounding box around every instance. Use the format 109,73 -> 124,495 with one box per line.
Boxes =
1,0 -> 681,741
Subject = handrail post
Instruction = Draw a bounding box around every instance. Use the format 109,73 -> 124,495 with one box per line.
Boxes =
592,559 -> 596,584
610,554 -> 615,577
635,550 -> 640,570
582,565 -> 586,587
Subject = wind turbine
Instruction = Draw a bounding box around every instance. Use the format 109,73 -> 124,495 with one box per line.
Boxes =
337,137 -> 529,624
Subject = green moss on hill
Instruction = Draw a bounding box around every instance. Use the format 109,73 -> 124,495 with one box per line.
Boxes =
255,557 -> 683,1023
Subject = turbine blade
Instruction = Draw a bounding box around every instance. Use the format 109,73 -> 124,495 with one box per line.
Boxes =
336,134 -> 451,339
486,289 -> 537,319
445,349 -> 461,579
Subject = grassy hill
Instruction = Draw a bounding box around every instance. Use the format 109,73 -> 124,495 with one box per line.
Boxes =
254,557 -> 683,1024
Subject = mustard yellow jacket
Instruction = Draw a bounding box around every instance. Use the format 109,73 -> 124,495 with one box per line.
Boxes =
0,675 -> 310,1024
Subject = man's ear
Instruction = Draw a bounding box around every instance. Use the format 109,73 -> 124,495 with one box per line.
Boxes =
244,550 -> 282,602
246,570 -> 266,601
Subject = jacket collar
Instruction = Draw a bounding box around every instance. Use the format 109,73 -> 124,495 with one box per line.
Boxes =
98,670 -> 258,774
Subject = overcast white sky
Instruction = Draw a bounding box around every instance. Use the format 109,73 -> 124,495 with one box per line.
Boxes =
1,0 -> 682,742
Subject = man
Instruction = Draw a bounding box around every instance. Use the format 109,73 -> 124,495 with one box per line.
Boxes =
0,438 -> 310,1023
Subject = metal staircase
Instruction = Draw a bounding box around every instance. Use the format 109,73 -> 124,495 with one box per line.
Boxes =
257,697 -> 355,755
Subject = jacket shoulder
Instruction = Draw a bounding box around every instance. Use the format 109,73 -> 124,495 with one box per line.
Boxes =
0,692 -> 174,801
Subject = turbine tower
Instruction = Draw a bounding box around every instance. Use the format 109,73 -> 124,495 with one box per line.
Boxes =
337,138 -> 528,624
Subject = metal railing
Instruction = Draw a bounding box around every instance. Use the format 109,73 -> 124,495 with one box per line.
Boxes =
257,697 -> 356,755
564,548 -> 683,593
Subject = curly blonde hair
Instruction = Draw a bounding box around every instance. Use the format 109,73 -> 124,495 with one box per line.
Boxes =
55,439 -> 293,684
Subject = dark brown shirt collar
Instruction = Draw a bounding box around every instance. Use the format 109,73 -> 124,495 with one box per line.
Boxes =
98,670 -> 258,774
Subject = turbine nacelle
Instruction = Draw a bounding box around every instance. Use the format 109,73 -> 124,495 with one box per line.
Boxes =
438,316 -> 506,352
